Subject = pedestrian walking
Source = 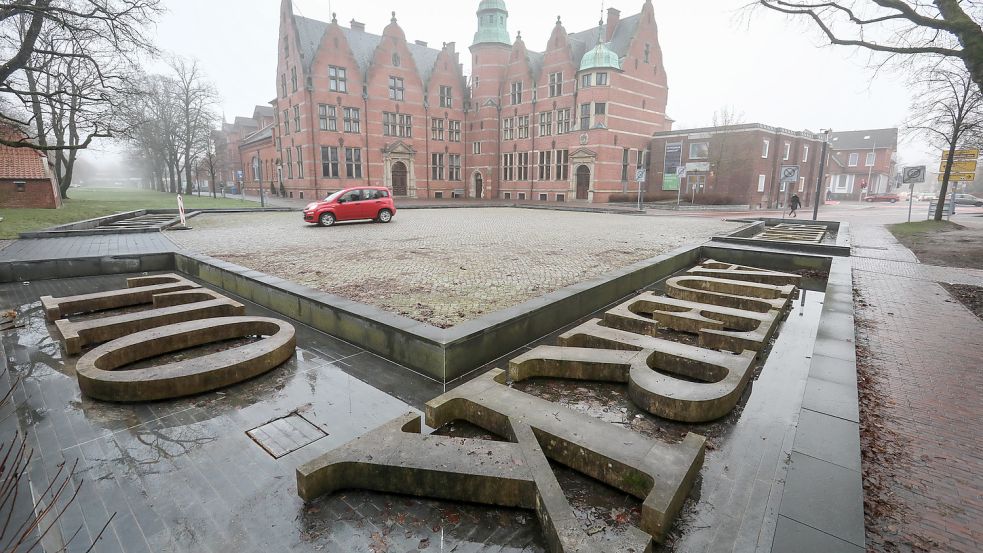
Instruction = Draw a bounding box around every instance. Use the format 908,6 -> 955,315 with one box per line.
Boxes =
789,194 -> 801,218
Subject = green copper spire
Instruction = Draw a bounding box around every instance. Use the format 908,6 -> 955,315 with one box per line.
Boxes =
579,19 -> 621,71
472,0 -> 510,47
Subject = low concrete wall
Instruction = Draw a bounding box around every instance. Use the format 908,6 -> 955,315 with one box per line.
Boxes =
771,255 -> 864,552
711,219 -> 851,256
176,244 -> 703,381
0,253 -> 175,284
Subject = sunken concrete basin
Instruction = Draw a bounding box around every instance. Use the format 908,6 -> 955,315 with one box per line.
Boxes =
76,316 -> 296,402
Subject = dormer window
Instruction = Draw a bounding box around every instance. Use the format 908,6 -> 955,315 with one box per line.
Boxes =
596,72 -> 608,86
581,74 -> 592,88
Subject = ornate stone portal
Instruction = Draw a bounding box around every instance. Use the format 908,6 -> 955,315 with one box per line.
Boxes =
297,259 -> 801,550
40,274 -> 296,402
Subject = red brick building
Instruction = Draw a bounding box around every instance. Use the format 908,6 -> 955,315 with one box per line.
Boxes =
648,124 -> 826,209
825,128 -> 898,201
271,0 -> 669,202
217,105 -> 276,193
0,127 -> 62,209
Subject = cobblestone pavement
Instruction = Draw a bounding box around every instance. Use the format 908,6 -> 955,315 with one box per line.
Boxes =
851,224 -> 983,552
167,208 -> 740,327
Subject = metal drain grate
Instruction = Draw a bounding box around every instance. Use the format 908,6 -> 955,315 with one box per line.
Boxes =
246,413 -> 327,458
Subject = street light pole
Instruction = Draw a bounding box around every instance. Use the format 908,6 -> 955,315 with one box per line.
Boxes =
867,138 -> 876,195
812,129 -> 831,221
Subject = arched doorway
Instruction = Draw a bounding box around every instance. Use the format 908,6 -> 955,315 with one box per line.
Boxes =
473,172 -> 483,199
575,165 -> 590,200
392,161 -> 408,196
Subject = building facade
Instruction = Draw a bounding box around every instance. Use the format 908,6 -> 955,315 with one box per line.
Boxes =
825,128 -> 898,201
648,124 -> 826,209
218,105 -> 277,193
270,0 -> 669,202
0,126 -> 62,209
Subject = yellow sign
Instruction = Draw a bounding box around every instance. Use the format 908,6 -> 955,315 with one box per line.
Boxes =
938,173 -> 976,182
941,149 -> 980,160
939,160 -> 978,173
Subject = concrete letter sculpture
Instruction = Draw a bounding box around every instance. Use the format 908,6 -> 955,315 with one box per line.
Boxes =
299,369 -> 704,548
40,274 -> 200,321
55,288 -> 245,354
509,259 -> 797,422
76,316 -> 296,402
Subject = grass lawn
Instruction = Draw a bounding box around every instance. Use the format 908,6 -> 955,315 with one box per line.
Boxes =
0,187 -> 260,239
887,220 -> 960,238
888,220 -> 983,270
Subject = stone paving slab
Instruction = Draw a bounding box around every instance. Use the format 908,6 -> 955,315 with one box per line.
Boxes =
0,234 -> 176,262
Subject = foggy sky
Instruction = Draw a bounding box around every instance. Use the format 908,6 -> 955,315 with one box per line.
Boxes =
136,0 -> 930,166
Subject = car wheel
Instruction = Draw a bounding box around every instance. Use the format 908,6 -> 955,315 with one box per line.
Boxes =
865,198 -> 874,202
318,212 -> 335,227
376,209 -> 393,223
890,199 -> 898,203
976,202 -> 983,207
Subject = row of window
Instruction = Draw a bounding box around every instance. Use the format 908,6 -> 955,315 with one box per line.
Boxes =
500,104 -> 606,141
319,146 -> 363,179
760,139 -> 811,163
846,151 -> 877,167
682,140 -> 815,164
506,72 -> 610,105
501,192 -> 567,202
281,65 -> 455,107
430,119 -> 462,141
501,150 -> 570,181
755,174 -> 808,193
430,153 -> 462,181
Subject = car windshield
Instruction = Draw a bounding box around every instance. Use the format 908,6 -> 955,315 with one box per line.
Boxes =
323,190 -> 346,202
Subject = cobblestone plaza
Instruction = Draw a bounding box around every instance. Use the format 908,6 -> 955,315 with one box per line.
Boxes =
167,208 -> 742,327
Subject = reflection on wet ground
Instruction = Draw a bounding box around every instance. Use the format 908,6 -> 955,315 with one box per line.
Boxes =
0,270 -> 825,552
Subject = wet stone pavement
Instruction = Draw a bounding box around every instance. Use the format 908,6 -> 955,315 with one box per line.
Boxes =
0,270 -> 828,552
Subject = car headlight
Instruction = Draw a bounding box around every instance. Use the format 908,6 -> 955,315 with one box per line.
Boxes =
304,203 -> 317,211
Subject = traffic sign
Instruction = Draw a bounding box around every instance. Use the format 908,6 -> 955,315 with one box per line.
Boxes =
941,149 -> 979,159
902,166 -> 926,184
939,160 -> 977,173
635,168 -> 646,183
676,165 -> 687,178
780,165 -> 800,184
938,173 -> 975,182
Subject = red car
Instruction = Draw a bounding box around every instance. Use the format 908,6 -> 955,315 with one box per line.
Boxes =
303,186 -> 396,226
864,193 -> 900,203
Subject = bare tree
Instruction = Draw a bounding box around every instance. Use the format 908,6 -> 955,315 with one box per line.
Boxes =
169,58 -> 218,195
200,129 -> 225,199
711,105 -> 745,127
907,62 -> 983,220
118,64 -> 219,195
753,1 -> 983,94
21,29 -> 130,198
0,0 -> 162,150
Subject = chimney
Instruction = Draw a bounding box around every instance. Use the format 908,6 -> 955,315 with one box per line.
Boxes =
415,40 -> 428,47
350,19 -> 365,32
606,8 -> 620,41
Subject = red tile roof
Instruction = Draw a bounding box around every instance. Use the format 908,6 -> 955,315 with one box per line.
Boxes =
0,129 -> 49,180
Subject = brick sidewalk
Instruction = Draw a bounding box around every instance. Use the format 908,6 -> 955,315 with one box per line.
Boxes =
852,225 -> 983,552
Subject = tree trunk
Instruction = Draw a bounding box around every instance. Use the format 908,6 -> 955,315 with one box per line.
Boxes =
935,141 -> 959,221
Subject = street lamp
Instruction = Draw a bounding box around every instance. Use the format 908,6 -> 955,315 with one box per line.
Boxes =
812,129 -> 832,221
863,134 -> 876,197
